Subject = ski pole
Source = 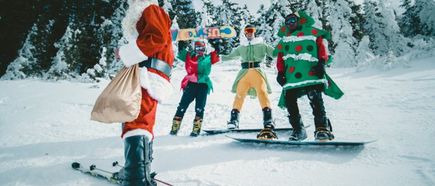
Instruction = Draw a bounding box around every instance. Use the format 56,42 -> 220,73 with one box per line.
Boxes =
112,161 -> 173,186
90,164 -> 115,175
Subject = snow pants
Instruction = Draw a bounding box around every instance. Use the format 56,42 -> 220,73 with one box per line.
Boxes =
233,69 -> 271,111
174,82 -> 209,119
285,86 -> 328,128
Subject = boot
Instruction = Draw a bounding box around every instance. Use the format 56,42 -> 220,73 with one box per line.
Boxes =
262,107 -> 275,128
314,117 -> 334,141
227,109 -> 240,129
288,116 -> 307,141
190,117 -> 202,137
120,135 -> 156,186
169,117 -> 182,135
257,126 -> 278,140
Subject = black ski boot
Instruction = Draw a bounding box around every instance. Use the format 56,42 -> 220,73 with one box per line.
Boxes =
262,107 -> 275,128
288,116 -> 307,141
120,135 -> 156,186
227,109 -> 240,129
314,118 -> 334,141
169,116 -> 182,135
307,89 -> 334,141
190,117 -> 202,137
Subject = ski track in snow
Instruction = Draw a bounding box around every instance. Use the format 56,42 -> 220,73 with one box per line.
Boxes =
1,57 -> 435,185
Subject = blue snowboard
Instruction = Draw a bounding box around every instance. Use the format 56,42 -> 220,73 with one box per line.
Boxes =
203,125 -> 310,135
227,135 -> 375,147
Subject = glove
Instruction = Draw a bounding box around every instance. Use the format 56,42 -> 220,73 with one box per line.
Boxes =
276,72 -> 286,86
311,60 -> 326,78
266,56 -> 273,68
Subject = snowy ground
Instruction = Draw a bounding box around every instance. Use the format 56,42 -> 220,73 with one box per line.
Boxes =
1,56 -> 435,186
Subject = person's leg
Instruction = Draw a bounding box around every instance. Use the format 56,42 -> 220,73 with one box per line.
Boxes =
250,71 -> 273,128
286,89 -> 307,141
191,83 -> 208,136
228,72 -> 251,129
170,82 -> 196,135
121,89 -> 157,186
307,89 -> 334,141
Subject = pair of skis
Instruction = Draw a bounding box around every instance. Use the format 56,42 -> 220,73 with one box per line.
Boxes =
71,161 -> 172,186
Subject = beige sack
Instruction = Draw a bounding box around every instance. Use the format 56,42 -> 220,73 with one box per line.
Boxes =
91,64 -> 141,123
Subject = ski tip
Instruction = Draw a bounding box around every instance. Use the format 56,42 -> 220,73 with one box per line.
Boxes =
71,162 -> 80,169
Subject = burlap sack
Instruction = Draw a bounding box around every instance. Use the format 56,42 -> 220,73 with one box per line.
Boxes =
91,64 -> 141,123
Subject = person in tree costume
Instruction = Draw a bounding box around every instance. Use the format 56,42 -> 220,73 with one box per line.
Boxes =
222,25 -> 278,140
274,11 -> 344,141
117,0 -> 173,185
170,40 -> 220,137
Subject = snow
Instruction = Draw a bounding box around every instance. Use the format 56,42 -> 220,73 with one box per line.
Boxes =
1,56 -> 435,186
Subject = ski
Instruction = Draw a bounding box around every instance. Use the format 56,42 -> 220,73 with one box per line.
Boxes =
71,162 -> 173,186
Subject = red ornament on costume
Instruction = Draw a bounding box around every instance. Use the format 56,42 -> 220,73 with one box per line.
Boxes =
295,45 -> 303,52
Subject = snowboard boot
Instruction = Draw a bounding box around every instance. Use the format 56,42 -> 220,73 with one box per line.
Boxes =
169,117 -> 182,135
227,109 -> 240,129
288,116 -> 307,141
120,135 -> 156,186
257,126 -> 278,140
314,118 -> 334,141
262,107 -> 275,128
190,117 -> 203,137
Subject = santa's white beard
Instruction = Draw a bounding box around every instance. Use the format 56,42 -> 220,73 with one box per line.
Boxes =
122,0 -> 158,40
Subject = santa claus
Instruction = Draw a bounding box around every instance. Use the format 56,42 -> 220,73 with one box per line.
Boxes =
117,0 -> 173,185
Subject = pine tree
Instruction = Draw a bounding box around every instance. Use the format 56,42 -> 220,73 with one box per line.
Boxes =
399,0 -> 421,37
414,0 -> 435,36
363,0 -> 408,56
172,0 -> 197,51
325,0 -> 358,67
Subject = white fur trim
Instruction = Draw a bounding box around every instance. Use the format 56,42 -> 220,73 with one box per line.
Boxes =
123,129 -> 153,141
283,79 -> 327,89
240,37 -> 264,46
139,67 -> 173,103
283,36 -> 316,43
119,39 -> 149,67
283,53 -> 318,62
122,0 -> 158,40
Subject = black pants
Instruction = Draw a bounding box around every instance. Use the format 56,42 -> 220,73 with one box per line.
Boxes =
175,82 -> 208,119
285,86 -> 327,127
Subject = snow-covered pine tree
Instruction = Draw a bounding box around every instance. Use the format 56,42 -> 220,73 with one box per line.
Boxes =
325,0 -> 358,67
214,0 -> 245,54
355,36 -> 376,71
1,24 -> 38,80
2,11 -> 57,79
363,0 -> 409,56
414,0 -> 435,36
262,0 -> 292,45
44,24 -> 77,80
172,0 -> 197,52
398,0 -> 421,37
85,0 -> 126,80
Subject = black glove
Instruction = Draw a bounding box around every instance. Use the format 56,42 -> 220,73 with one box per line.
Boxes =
311,60 -> 326,78
276,72 -> 286,86
266,56 -> 273,68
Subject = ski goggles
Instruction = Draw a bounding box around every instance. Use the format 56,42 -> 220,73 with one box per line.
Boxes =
244,28 -> 256,34
194,45 -> 206,52
285,15 -> 298,25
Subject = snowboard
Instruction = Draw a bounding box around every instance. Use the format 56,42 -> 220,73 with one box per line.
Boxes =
203,125 -> 310,135
71,162 -> 172,186
227,136 -> 375,147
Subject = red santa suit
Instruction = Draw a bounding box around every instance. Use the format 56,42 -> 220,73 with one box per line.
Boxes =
118,0 -> 174,140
